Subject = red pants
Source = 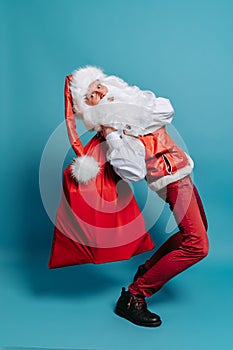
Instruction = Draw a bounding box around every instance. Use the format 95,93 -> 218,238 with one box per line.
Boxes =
128,176 -> 209,297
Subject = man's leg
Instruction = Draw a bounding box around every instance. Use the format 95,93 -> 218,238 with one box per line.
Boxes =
140,181 -> 208,272
128,176 -> 209,297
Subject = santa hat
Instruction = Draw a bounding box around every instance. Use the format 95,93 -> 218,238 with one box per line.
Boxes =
70,65 -> 106,115
64,74 -> 100,184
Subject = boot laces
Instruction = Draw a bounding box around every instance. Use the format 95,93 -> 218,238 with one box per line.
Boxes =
127,295 -> 146,309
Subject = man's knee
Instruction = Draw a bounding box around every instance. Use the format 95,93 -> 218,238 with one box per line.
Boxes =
182,230 -> 209,260
195,232 -> 209,260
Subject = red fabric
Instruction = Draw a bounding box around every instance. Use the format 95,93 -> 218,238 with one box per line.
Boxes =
139,127 -> 190,182
48,134 -> 154,268
48,75 -> 154,268
64,75 -> 84,156
128,176 -> 209,297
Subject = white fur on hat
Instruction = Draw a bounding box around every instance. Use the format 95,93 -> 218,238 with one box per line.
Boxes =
70,66 -> 106,115
71,155 -> 100,184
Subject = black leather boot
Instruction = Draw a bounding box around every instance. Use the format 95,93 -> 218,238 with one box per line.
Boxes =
115,287 -> 161,327
133,264 -> 147,282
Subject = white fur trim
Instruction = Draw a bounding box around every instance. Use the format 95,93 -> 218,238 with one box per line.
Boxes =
148,163 -> 194,192
70,66 -> 106,115
71,155 -> 100,184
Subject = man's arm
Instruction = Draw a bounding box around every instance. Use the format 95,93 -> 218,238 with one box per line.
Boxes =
153,97 -> 174,124
103,127 -> 147,183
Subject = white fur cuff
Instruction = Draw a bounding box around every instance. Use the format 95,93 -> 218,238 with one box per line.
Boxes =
71,155 -> 100,184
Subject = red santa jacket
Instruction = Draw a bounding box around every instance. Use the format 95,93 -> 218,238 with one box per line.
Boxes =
139,127 -> 194,191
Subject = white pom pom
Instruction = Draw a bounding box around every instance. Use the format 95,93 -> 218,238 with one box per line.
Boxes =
71,156 -> 100,184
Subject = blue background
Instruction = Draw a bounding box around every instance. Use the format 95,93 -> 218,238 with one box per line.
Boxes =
1,0 -> 233,349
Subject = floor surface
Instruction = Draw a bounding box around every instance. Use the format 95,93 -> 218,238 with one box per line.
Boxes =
0,238 -> 232,350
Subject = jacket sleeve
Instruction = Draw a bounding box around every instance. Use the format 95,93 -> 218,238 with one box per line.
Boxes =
106,130 -> 147,182
153,97 -> 174,124
64,75 -> 84,156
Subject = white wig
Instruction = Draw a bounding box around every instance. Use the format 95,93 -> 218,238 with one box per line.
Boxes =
70,66 -> 106,115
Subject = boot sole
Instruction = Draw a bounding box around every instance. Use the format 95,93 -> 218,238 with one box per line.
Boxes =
115,307 -> 162,327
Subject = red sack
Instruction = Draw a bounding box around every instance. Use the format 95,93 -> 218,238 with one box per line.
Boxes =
48,76 -> 154,268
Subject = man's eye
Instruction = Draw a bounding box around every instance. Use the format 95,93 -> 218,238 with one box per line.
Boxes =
97,85 -> 101,89
91,94 -> 94,98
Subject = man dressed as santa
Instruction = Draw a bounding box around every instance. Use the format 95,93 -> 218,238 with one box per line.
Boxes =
62,66 -> 209,328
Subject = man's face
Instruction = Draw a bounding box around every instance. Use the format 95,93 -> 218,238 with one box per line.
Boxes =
85,80 -> 108,106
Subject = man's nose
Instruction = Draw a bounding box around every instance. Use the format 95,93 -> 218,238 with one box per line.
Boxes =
96,89 -> 105,99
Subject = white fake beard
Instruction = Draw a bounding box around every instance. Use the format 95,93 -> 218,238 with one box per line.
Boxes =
81,76 -> 157,132
100,76 -> 157,107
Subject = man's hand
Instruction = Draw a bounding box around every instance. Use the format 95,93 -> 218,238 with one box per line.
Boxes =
101,125 -> 117,139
